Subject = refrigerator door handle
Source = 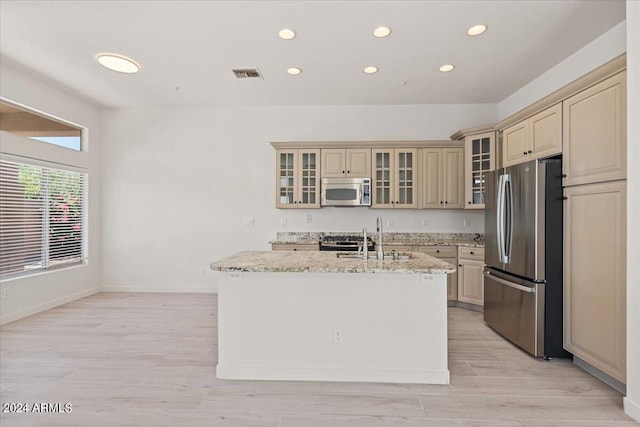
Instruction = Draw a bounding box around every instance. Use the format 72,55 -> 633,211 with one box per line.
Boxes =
503,174 -> 513,264
496,174 -> 505,263
483,271 -> 535,293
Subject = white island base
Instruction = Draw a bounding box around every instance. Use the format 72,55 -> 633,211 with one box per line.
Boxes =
216,271 -> 449,384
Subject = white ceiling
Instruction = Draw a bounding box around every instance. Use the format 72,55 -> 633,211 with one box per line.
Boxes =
0,0 -> 626,108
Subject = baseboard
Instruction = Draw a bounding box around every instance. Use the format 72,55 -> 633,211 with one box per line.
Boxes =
101,285 -> 217,293
453,301 -> 484,312
0,287 -> 99,325
574,356 -> 626,394
216,364 -> 450,385
623,396 -> 640,423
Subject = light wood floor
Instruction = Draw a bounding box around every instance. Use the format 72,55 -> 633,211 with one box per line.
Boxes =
1,293 -> 637,427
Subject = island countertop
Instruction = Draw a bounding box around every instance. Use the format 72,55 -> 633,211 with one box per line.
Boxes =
210,250 -> 456,274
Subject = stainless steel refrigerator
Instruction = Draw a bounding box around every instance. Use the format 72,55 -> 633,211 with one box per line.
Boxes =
484,158 -> 569,358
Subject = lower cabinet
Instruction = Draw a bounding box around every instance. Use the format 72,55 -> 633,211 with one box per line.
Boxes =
416,246 -> 458,301
564,180 -> 626,383
457,247 -> 485,306
442,257 -> 458,301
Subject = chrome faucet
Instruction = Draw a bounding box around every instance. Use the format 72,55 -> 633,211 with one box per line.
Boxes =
376,217 -> 384,260
362,227 -> 368,260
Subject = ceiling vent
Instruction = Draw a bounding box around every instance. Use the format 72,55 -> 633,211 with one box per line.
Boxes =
232,68 -> 263,79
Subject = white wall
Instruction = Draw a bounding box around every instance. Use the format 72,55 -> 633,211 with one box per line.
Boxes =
99,104 -> 496,292
498,21 -> 627,120
0,62 -> 102,324
624,2 -> 639,422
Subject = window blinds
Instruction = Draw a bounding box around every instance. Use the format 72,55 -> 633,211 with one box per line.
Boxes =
0,158 -> 87,279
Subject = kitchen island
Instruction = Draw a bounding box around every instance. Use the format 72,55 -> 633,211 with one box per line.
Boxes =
210,250 -> 455,384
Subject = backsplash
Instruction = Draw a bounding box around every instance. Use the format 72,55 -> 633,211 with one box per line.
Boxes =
275,232 -> 483,242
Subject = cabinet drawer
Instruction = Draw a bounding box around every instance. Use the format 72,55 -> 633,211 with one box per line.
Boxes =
418,246 -> 456,258
272,244 -> 319,251
457,246 -> 484,260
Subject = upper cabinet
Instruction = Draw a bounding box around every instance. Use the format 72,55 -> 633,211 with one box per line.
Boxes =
275,149 -> 321,209
464,132 -> 495,209
321,148 -> 371,178
502,103 -> 562,167
420,148 -> 464,209
371,148 -> 418,208
562,71 -> 627,187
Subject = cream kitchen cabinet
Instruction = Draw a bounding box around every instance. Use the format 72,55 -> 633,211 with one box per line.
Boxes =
464,131 -> 495,209
275,149 -> 321,209
321,148 -> 371,178
371,148 -> 418,208
420,148 -> 464,209
502,103 -> 562,167
416,246 -> 458,301
564,180 -> 626,383
562,71 -> 627,186
457,246 -> 485,306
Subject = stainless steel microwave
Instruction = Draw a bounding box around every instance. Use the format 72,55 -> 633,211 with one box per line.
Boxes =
321,177 -> 371,207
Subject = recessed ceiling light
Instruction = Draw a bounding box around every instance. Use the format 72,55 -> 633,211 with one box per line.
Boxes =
373,26 -> 391,38
363,66 -> 378,74
439,64 -> 455,72
279,28 -> 296,40
287,67 -> 302,75
467,24 -> 487,36
96,53 -> 140,74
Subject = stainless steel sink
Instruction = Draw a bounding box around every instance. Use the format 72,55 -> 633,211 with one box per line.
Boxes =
336,252 -> 413,260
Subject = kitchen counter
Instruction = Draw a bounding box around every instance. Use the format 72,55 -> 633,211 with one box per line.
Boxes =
269,232 -> 484,248
211,249 -> 451,385
211,250 -> 456,274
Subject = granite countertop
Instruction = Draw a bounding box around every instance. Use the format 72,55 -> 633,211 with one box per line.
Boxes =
269,232 -> 484,248
383,240 -> 485,248
211,250 -> 456,274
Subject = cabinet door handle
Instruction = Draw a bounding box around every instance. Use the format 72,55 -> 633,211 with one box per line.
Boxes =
347,170 -> 350,173
293,248 -> 297,251
470,251 -> 474,254
445,201 -> 448,204
523,151 -> 527,155
527,150 -> 532,154
342,170 -> 345,173
459,264 -> 462,267
468,201 -> 471,204
436,250 -> 440,253
440,201 -> 444,204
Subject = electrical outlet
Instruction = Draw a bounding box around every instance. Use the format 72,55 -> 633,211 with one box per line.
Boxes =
463,218 -> 470,228
422,219 -> 429,228
200,267 -> 207,277
280,218 -> 287,227
242,217 -> 255,227
305,214 -> 312,224
386,219 -> 393,227
333,328 -> 343,343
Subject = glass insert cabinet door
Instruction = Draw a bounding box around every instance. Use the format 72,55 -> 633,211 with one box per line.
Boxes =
372,149 -> 417,208
395,149 -> 417,208
464,132 -> 495,209
372,150 -> 392,207
276,149 -> 320,209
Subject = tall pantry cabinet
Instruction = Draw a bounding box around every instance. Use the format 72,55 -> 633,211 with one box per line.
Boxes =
563,70 -> 627,384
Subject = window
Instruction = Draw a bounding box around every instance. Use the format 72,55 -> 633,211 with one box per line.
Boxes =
0,102 -> 82,151
0,157 -> 87,279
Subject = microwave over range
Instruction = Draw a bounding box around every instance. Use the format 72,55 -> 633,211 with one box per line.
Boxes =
321,177 -> 371,207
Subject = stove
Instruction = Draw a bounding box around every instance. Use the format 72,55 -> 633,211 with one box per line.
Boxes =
319,235 -> 375,252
